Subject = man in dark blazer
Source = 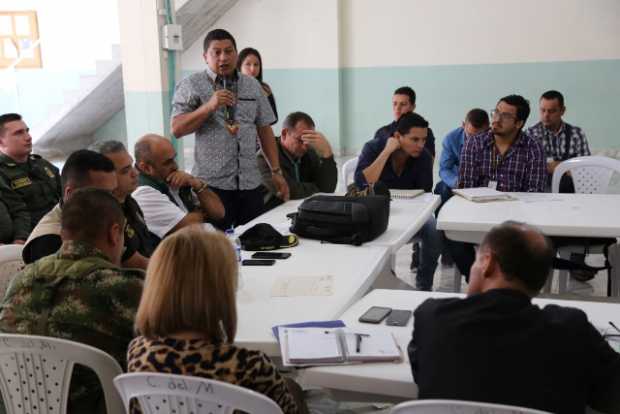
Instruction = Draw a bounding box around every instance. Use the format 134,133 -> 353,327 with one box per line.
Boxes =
408,221 -> 620,414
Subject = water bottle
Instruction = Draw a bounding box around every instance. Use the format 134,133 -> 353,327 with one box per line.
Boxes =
225,227 -> 242,263
225,227 -> 243,290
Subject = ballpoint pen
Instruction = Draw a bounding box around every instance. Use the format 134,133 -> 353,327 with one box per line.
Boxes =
355,333 -> 370,353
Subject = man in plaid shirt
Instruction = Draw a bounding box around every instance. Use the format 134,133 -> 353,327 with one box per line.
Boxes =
450,95 -> 546,280
458,95 -> 546,192
527,90 -> 590,192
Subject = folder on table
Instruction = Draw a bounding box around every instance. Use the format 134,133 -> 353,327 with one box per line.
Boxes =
271,320 -> 346,341
280,327 -> 402,366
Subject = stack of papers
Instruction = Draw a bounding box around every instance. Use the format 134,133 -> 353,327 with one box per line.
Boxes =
279,327 -> 402,366
452,188 -> 515,202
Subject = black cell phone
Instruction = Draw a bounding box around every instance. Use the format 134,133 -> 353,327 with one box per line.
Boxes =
251,252 -> 292,259
241,259 -> 276,266
358,306 -> 392,324
385,309 -> 412,327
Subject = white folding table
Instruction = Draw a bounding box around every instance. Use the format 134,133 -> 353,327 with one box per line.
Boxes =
298,289 -> 620,401
437,193 -> 620,296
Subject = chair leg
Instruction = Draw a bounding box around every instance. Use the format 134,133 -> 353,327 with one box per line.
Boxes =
609,244 -> 620,297
453,267 -> 461,293
558,249 -> 571,294
543,269 -> 553,294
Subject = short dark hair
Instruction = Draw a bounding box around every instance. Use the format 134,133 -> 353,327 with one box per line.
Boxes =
282,111 -> 315,130
134,138 -> 154,165
61,149 -> 115,193
481,221 -> 554,293
237,47 -> 263,82
91,140 -> 127,156
540,90 -> 565,108
498,95 -> 530,124
465,108 -> 490,129
61,188 -> 124,245
0,113 -> 22,136
396,112 -> 428,135
394,86 -> 416,105
203,29 -> 237,53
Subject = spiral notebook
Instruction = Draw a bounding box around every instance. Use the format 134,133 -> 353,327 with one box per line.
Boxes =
279,327 -> 402,366
390,189 -> 424,200
452,188 -> 515,202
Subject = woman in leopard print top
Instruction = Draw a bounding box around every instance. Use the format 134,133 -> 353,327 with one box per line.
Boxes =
127,226 -> 301,414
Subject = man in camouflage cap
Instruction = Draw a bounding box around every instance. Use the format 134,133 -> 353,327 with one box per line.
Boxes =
0,188 -> 144,412
0,113 -> 61,243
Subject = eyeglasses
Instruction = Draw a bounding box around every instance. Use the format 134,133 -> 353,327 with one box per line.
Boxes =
490,109 -> 517,122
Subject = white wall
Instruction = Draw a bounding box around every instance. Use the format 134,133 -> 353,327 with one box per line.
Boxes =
181,0 -> 341,70
342,0 -> 620,67
181,0 -> 620,71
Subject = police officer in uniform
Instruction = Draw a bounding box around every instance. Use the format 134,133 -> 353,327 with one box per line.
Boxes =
0,113 -> 61,243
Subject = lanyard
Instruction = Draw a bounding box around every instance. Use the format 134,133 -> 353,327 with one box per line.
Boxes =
490,142 -> 502,180
282,149 -> 300,181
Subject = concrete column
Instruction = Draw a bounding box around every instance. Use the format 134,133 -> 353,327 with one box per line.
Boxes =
117,0 -> 183,166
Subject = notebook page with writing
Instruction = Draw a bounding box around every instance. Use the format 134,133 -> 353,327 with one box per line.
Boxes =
343,331 -> 402,362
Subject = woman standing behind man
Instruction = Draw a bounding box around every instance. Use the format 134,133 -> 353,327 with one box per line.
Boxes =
127,226 -> 306,414
238,47 -> 278,124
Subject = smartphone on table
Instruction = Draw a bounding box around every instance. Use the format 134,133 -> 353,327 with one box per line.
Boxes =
358,306 -> 392,324
242,259 -> 276,266
251,252 -> 292,259
385,309 -> 413,326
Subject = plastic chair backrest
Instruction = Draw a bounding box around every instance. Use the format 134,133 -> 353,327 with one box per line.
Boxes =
552,156 -> 620,194
114,372 -> 284,414
342,156 -> 359,188
391,399 -> 551,414
0,244 -> 24,298
0,334 -> 124,414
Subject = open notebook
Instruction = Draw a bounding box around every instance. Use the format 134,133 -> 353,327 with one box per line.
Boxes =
452,187 -> 515,202
390,189 -> 424,200
279,327 -> 402,366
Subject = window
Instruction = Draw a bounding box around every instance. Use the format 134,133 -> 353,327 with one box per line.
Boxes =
0,11 -> 42,69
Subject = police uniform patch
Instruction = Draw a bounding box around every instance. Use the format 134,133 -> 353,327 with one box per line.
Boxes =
125,224 -> 136,239
11,177 -> 32,190
43,167 -> 56,179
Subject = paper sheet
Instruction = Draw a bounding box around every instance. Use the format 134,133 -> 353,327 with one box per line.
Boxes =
271,275 -> 334,297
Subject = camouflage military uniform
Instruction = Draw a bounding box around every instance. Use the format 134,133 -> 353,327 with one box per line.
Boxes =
0,152 -> 61,241
0,240 -> 144,412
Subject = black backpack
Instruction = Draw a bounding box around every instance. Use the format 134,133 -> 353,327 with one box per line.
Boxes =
288,194 -> 390,246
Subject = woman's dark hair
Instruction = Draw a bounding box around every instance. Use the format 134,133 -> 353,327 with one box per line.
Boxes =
237,47 -> 264,83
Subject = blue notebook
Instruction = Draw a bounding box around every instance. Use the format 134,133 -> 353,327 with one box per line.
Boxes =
272,320 -> 346,342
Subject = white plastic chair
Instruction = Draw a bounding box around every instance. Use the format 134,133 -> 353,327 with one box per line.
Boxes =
545,156 -> 620,295
391,399 -> 551,414
0,244 -> 25,299
114,372 -> 284,414
341,156 -> 359,189
0,333 -> 124,414
551,155 -> 620,194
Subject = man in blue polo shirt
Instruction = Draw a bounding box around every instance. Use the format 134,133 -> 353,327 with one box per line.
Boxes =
434,108 -> 489,205
355,113 -> 441,291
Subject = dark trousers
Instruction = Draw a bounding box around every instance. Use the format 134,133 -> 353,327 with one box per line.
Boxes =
209,186 -> 264,230
434,181 -> 476,279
